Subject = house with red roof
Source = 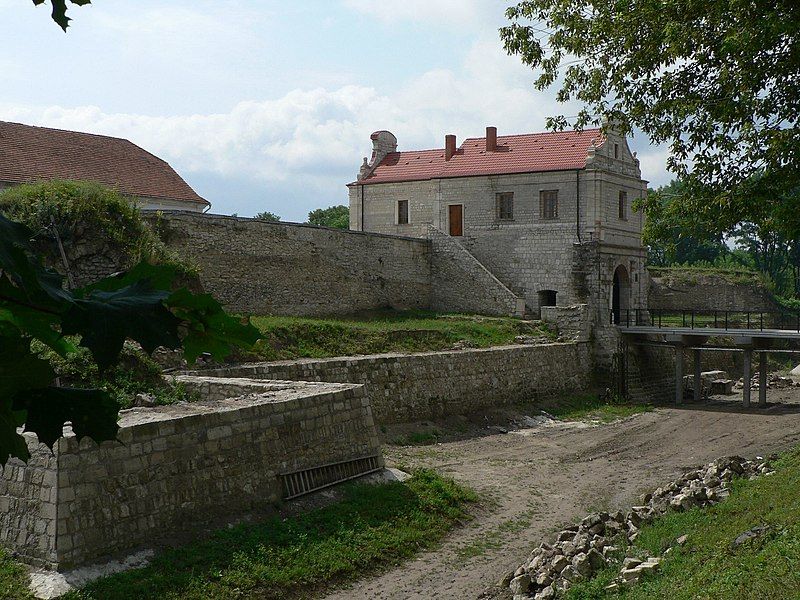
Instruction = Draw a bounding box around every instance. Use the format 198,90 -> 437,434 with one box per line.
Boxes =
0,120 -> 209,213
348,124 -> 648,319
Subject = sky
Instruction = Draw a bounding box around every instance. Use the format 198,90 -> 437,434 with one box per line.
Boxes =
0,0 -> 671,221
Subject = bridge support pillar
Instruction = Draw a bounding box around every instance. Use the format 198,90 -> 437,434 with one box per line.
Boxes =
743,348 -> 752,408
693,349 -> 702,402
759,352 -> 768,408
675,346 -> 683,405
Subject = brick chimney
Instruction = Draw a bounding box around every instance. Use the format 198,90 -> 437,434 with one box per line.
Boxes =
486,126 -> 497,151
445,134 -> 457,161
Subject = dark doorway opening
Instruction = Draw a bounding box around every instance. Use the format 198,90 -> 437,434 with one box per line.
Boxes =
538,289 -> 557,307
612,265 -> 630,324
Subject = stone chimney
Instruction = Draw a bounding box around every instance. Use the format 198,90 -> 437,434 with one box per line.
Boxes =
445,134 -> 457,161
486,126 -> 497,151
358,130 -> 397,180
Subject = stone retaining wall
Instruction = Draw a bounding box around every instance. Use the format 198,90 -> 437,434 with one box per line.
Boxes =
192,343 -> 592,424
648,269 -> 778,312
1,380 -> 381,569
154,212 -> 432,316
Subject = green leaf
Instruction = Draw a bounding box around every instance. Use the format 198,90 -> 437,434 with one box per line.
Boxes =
0,305 -> 75,357
80,261 -> 183,294
32,0 -> 91,32
166,288 -> 261,364
63,280 -> 182,371
16,387 -> 119,450
0,334 -> 55,399
0,399 -> 29,464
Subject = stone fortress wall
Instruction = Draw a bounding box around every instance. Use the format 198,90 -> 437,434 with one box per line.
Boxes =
648,268 -> 779,313
152,212 -> 529,318
2,380 -> 381,570
190,342 -> 592,425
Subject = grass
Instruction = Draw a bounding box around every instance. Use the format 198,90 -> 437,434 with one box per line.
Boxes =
245,310 -> 555,361
0,550 -> 33,600
455,513 -> 533,559
543,393 -> 652,423
56,469 -> 475,600
566,446 -> 800,599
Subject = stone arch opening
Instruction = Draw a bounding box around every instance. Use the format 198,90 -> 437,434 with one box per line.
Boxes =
538,289 -> 557,308
612,264 -> 631,324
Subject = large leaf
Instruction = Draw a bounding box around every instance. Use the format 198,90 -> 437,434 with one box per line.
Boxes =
32,0 -> 91,31
0,399 -> 29,464
15,387 -> 119,449
63,280 -> 182,371
81,261 -> 183,294
0,333 -> 55,399
166,288 -> 261,364
0,214 -> 74,311
0,305 -> 75,357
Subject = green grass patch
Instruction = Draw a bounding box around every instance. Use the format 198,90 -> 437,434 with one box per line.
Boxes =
566,447 -> 800,599
246,310 -> 555,361
543,394 -> 652,423
455,513 -> 533,559
63,469 -> 476,600
0,549 -> 33,599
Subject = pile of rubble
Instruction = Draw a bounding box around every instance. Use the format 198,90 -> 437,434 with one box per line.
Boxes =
734,373 -> 799,391
506,455 -> 775,599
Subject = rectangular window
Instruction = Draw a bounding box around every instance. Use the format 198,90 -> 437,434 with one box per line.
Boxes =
397,199 -> 409,225
618,191 -> 627,220
496,192 -> 514,220
614,143 -> 619,159
540,190 -> 558,220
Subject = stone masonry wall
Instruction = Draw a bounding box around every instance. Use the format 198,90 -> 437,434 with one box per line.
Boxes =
195,343 -> 592,425
648,269 -> 778,312
428,227 -> 525,317
2,380 -> 381,569
0,436 -> 58,568
154,212 -> 432,316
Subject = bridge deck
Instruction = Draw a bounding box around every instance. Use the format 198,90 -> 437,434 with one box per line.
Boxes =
618,325 -> 800,341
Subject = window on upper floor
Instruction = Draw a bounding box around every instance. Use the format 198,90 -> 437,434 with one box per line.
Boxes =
540,190 -> 558,219
397,199 -> 409,224
618,190 -> 628,220
496,192 -> 514,220
614,143 -> 620,159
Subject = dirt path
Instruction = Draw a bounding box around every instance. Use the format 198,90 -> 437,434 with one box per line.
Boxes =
323,389 -> 800,600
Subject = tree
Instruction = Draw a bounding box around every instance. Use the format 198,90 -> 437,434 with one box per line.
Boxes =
0,213 -> 260,465
33,0 -> 90,31
500,1 -> 800,234
254,211 -> 281,223
642,180 -> 727,267
307,205 -> 349,229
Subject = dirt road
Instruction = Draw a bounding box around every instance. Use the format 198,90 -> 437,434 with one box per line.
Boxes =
323,390 -> 800,600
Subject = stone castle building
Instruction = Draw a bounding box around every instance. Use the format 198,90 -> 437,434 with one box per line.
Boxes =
0,120 -> 209,212
348,124 -> 649,321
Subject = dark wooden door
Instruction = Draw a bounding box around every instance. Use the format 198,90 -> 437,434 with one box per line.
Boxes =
448,205 -> 463,236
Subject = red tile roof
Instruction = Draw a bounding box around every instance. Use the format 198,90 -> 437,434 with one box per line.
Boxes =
355,128 -> 604,185
0,120 -> 208,206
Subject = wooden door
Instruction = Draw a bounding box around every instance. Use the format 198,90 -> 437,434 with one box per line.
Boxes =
448,204 -> 463,236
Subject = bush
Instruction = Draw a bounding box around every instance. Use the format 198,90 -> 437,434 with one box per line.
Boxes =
0,180 -> 195,280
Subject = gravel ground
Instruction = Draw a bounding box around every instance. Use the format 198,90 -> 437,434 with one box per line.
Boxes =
322,387 -> 800,600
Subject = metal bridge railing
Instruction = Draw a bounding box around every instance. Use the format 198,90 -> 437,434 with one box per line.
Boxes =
610,308 -> 800,332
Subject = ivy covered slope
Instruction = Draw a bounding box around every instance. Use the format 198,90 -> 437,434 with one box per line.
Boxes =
0,211 -> 260,465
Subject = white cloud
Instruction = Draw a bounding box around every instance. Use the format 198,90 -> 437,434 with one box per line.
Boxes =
342,0 -> 496,25
0,35 -> 669,215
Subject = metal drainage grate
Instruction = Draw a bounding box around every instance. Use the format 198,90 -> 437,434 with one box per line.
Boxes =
280,455 -> 381,500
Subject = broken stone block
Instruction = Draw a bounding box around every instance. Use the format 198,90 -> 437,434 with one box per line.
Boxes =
573,552 -> 592,577
622,557 -> 642,569
509,574 -> 531,595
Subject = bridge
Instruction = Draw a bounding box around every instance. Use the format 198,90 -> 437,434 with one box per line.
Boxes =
614,309 -> 800,408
